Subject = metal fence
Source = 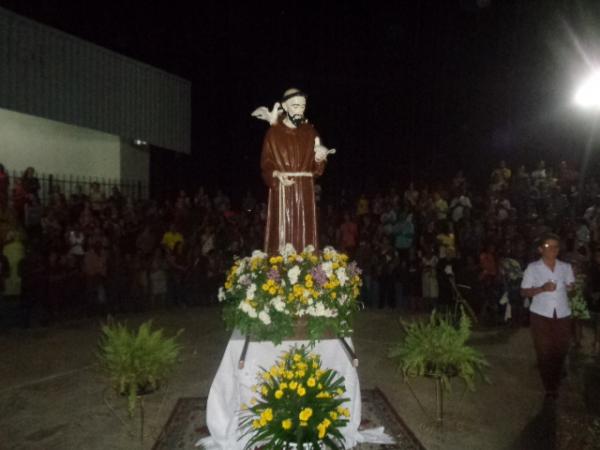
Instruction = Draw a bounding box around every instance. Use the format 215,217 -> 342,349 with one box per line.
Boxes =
7,170 -> 148,206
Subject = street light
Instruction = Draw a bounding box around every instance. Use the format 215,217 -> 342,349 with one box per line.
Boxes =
574,71 -> 600,109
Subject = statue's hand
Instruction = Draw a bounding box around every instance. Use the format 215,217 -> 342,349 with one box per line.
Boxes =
251,102 -> 281,125
273,171 -> 295,187
314,137 -> 336,163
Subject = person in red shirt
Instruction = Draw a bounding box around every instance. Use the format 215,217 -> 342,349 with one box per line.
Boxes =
339,212 -> 358,257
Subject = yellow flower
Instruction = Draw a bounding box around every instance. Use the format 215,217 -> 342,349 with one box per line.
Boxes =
296,369 -> 305,378
307,377 -> 316,387
281,418 -> 292,430
329,411 -> 338,420
269,286 -> 277,295
262,372 -> 271,382
261,408 -> 273,422
293,354 -> 302,362
299,407 -> 313,421
261,283 -> 269,291
280,382 -> 288,390
269,366 -> 280,377
275,390 -> 283,399
331,292 -> 337,299
332,262 -> 340,270
286,371 -> 294,380
336,406 -> 351,417
316,391 -> 331,399
289,381 -> 298,390
297,386 -> 306,397
259,417 -> 267,426
252,419 -> 262,429
318,424 -> 326,439
261,386 -> 269,396
269,256 -> 278,265
300,421 -> 308,427
336,388 -> 344,396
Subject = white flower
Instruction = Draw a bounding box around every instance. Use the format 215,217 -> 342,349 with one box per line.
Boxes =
238,274 -> 250,286
339,294 -> 348,305
239,300 -> 257,318
303,245 -> 315,254
323,246 -> 336,255
258,310 -> 271,325
246,284 -> 257,300
270,296 -> 286,312
288,265 -> 301,285
305,302 -> 339,318
336,268 -> 348,286
281,243 -> 296,258
218,287 -> 225,302
251,249 -> 267,259
321,261 -> 333,278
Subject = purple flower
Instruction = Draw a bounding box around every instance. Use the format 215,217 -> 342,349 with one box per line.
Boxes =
346,262 -> 362,278
267,268 -> 281,283
311,266 -> 328,287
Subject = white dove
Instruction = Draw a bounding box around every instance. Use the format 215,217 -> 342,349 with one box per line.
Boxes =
251,102 -> 282,125
314,137 -> 336,163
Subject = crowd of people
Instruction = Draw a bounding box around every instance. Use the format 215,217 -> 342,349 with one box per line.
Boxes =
1,160 -> 600,348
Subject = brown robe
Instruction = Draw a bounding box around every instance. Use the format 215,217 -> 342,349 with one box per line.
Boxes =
261,120 -> 326,255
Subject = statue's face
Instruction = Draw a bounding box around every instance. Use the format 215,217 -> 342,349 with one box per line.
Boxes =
282,95 -> 306,127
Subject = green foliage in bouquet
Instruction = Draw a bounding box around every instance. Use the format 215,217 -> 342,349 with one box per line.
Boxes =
570,274 -> 591,320
239,345 -> 351,450
220,245 -> 362,344
388,309 -> 489,392
97,319 -> 183,415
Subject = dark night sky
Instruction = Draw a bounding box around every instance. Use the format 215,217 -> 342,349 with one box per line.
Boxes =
2,0 -> 600,200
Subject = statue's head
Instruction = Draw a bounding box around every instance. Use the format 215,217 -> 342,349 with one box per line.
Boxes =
281,88 -> 307,127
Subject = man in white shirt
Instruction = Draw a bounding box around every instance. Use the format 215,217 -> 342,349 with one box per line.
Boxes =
521,233 -> 575,400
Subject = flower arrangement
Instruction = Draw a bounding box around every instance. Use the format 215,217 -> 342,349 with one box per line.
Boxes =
220,245 -> 362,344
239,345 -> 351,450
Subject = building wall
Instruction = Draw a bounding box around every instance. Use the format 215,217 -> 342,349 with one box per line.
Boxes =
120,138 -> 150,197
0,6 -> 191,154
0,107 -> 121,179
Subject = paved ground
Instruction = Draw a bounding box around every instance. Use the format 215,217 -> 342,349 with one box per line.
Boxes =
1,306 -> 599,450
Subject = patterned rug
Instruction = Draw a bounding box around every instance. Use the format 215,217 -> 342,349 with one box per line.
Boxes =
152,388 -> 425,449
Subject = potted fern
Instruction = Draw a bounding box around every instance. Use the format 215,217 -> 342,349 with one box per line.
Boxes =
388,309 -> 489,423
98,319 -> 183,416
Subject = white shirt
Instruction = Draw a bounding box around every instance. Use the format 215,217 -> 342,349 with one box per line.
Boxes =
521,259 -> 574,318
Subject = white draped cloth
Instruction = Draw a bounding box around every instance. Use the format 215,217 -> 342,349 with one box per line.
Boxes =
196,330 -> 394,449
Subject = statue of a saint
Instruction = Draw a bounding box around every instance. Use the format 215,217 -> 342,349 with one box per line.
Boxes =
253,88 -> 335,255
